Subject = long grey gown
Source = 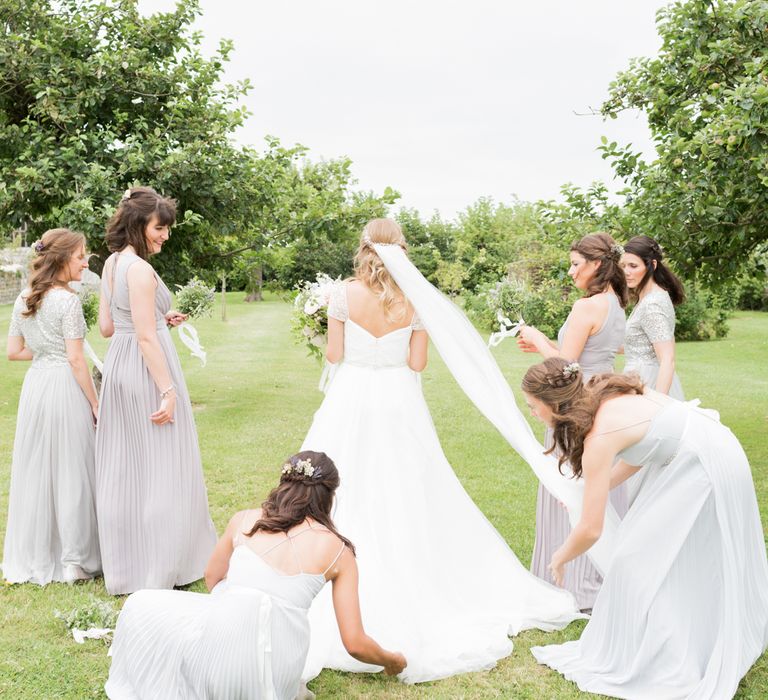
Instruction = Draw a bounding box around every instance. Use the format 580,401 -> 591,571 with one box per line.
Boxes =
2,287 -> 101,584
530,292 -> 626,610
95,251 -> 216,595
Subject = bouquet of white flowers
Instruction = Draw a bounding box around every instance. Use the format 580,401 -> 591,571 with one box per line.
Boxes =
174,278 -> 216,366
290,273 -> 341,361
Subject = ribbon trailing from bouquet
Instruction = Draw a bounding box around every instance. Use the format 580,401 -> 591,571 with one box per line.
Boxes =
488,312 -> 525,348
71,627 -> 112,644
318,361 -> 338,394
83,339 -> 103,373
177,322 -> 207,367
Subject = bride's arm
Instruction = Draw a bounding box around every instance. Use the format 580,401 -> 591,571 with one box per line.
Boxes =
408,329 -> 428,372
326,317 -> 344,364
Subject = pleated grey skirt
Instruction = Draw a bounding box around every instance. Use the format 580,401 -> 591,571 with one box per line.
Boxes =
94,327 -> 216,595
2,364 -> 101,584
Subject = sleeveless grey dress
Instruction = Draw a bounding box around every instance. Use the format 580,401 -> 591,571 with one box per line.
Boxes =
95,252 -> 216,595
530,293 -> 626,610
2,288 -> 100,584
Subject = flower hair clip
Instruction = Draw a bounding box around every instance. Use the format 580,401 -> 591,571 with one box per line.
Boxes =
281,457 -> 316,478
562,362 -> 580,379
610,243 -> 625,259
33,240 -> 45,254
121,188 -> 132,203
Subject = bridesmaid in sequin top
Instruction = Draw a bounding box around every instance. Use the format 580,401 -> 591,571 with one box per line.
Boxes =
3,228 -> 101,585
620,235 -> 685,399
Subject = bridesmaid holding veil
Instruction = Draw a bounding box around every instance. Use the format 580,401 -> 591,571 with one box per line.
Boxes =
95,187 -> 216,595
517,232 -> 627,611
522,357 -> 768,699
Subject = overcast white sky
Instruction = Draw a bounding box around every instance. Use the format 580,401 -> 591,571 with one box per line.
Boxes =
138,0 -> 668,219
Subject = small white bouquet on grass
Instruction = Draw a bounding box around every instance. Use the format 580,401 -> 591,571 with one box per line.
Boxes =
290,273 -> 341,362
174,278 -> 216,366
54,596 -> 119,645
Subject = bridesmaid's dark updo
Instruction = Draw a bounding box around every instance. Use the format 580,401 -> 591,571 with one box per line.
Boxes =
623,235 -> 685,306
105,186 -> 176,260
245,451 -> 355,554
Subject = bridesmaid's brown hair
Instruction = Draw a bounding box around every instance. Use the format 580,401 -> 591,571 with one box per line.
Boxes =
571,232 -> 629,308
522,358 -> 644,478
106,186 -> 176,260
23,228 -> 85,317
245,451 -> 356,555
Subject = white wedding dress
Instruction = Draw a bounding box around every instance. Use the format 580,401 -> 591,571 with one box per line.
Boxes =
301,281 -> 583,684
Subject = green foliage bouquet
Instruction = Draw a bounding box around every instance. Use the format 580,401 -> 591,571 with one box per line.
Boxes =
54,596 -> 118,644
291,274 -> 341,361
174,278 -> 216,366
175,278 -> 216,319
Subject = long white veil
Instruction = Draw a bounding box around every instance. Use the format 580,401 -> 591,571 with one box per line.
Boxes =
374,243 -> 618,574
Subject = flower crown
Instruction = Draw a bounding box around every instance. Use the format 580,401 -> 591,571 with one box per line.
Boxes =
281,457 -> 316,478
562,361 -> 581,379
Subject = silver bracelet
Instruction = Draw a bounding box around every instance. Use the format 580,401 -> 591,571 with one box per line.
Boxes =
160,385 -> 175,399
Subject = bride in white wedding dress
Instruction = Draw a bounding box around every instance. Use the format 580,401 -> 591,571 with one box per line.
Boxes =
301,219 -> 584,685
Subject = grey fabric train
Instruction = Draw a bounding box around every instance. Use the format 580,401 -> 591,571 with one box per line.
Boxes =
2,288 -> 101,584
95,252 -> 216,595
530,292 -> 626,610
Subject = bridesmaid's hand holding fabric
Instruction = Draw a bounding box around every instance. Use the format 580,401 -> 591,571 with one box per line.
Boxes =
549,550 -> 567,587
383,651 -> 407,676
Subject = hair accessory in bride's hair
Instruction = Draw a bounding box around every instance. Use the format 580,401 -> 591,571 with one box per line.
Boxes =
121,188 -> 132,203
562,361 -> 581,379
281,457 -> 316,478
33,240 -> 45,254
610,243 -> 625,259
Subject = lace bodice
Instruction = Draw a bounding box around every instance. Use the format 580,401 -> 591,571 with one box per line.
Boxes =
328,281 -> 423,368
9,288 -> 85,368
624,289 -> 676,366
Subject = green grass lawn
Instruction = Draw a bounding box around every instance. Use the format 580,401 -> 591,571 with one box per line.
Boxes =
1,294 -> 766,699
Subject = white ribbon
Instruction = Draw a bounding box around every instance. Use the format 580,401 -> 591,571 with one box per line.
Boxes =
318,361 -> 338,394
83,338 -> 103,372
488,311 -> 526,348
177,322 -> 207,366
71,627 -> 112,644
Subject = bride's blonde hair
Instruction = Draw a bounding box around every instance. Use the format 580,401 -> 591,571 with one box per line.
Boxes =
353,218 -> 408,321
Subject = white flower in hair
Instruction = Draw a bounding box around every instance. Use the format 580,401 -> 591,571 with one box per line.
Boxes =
611,243 -> 625,257
121,188 -> 132,202
563,362 -> 581,378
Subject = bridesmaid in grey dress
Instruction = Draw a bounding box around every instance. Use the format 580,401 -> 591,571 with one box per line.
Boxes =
3,228 -> 100,584
95,187 -> 216,595
517,232 -> 627,610
621,235 -> 685,399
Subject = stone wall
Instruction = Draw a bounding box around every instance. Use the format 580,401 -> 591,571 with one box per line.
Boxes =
0,269 -> 24,304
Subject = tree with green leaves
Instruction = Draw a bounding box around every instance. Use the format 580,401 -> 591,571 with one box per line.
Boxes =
599,0 -> 768,284
0,0 -> 252,283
